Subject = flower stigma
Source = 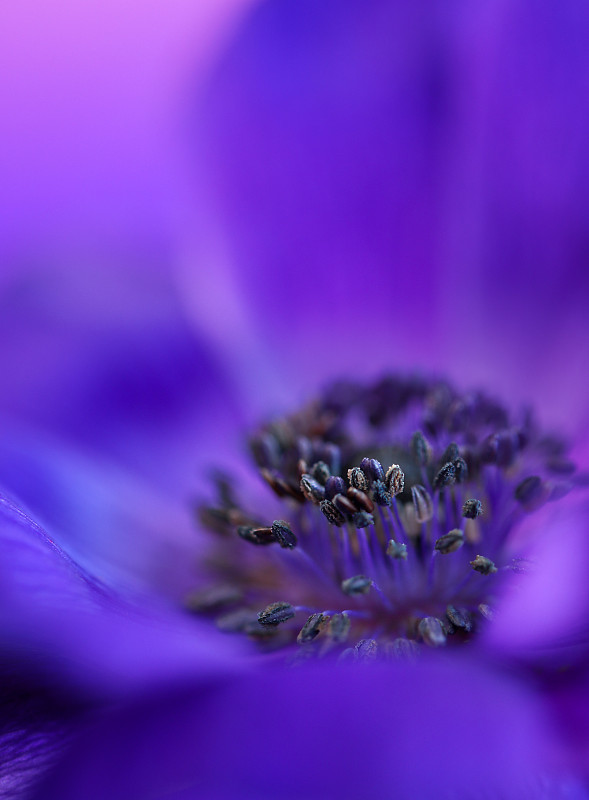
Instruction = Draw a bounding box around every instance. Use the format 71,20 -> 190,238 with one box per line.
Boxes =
189,375 -> 579,662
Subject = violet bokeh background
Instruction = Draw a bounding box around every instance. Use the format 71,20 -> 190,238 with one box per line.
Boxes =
185,0 -> 589,441
0,0 -> 254,264
0,0 -> 255,599
0,0 -> 589,797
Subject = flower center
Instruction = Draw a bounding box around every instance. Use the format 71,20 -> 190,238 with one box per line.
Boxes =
189,375 -> 577,661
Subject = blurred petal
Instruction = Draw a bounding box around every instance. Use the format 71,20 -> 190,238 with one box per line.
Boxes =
0,693 -> 74,800
0,491 -> 107,607
0,266 -> 244,495
0,491 -> 244,702
0,265 -> 250,600
32,656 -> 581,800
488,495 -> 589,667
0,434 -> 202,600
548,670 -> 589,783
0,491 -> 245,797
188,0 -> 589,429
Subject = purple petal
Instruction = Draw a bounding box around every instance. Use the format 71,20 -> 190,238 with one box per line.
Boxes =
0,265 -> 250,596
0,434 -> 207,600
547,670 -> 589,783
190,0 -> 589,429
0,266 -> 244,495
487,495 -> 589,667
0,693 -> 74,800
0,492 -> 246,797
0,492 -> 245,702
31,655 -> 581,800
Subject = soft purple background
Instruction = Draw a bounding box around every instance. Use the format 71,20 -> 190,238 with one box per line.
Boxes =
0,0 -> 254,600
186,0 -> 589,440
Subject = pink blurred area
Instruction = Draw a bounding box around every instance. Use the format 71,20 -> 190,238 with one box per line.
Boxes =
0,0 -> 255,266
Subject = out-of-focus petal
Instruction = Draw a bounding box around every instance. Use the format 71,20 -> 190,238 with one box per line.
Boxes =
32,655 -> 581,800
0,491 -> 108,608
547,670 -> 589,783
188,0 -> 589,429
0,266 -> 244,496
0,492 -> 245,702
0,692 -> 74,800
487,495 -> 589,667
0,265 -> 253,601
0,491 -> 246,797
0,433 -> 200,600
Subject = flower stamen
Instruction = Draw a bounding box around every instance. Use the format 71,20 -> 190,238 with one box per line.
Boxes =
191,374 -> 579,661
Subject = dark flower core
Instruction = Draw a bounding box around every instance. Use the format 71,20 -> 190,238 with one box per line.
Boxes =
191,375 -> 577,661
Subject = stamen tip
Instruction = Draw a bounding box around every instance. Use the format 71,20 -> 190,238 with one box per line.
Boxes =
462,499 -> 483,519
412,485 -> 434,523
341,575 -> 372,596
434,529 -> 464,554
371,480 -> 392,507
412,431 -> 433,466
297,613 -> 327,644
355,638 -> 379,661
320,499 -> 346,527
328,613 -> 351,643
348,467 -> 370,492
446,605 -> 473,632
418,617 -> 446,647
470,555 -> 497,575
352,511 -> 374,529
386,540 -> 408,560
385,464 -> 405,496
271,520 -> 297,549
258,601 -> 296,626
433,461 -> 456,490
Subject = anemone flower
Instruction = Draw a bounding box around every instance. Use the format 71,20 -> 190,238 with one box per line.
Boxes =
1,1 -> 589,799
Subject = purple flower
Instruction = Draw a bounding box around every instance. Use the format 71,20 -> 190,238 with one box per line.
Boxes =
1,0 -> 589,798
